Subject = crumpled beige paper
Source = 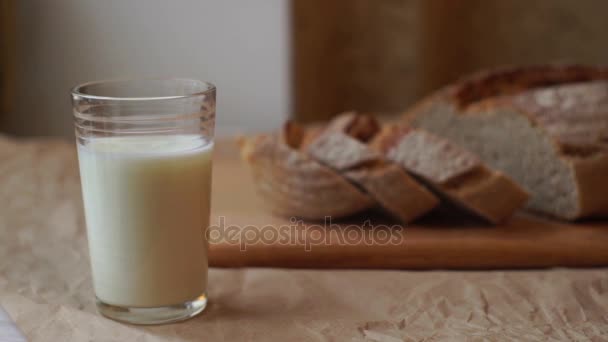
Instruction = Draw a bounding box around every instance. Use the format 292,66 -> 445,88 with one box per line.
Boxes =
2,294 -> 164,342
1,135 -> 608,341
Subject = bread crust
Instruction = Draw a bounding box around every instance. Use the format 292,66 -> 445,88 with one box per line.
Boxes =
304,113 -> 439,223
405,64 -> 608,220
571,154 -> 608,218
240,131 -> 374,220
449,64 -> 608,108
372,124 -> 529,223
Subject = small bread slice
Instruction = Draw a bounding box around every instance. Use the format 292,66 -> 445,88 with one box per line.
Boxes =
302,112 -> 439,223
302,113 -> 439,223
239,123 -> 374,220
406,65 -> 608,219
372,124 -> 529,223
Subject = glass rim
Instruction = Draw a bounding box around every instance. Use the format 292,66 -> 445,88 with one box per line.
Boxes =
71,78 -> 216,102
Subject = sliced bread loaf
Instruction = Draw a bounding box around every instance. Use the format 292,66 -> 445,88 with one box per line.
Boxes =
372,124 -> 529,223
303,112 -> 439,223
406,64 -> 608,220
239,123 -> 374,220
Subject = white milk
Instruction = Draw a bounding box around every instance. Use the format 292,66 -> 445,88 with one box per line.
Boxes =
77,135 -> 212,307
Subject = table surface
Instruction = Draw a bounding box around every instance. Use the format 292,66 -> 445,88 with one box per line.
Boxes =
0,135 -> 607,341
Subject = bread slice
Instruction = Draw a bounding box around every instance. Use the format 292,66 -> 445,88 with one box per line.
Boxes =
239,123 -> 374,220
372,124 -> 529,223
406,64 -> 608,220
302,112 -> 439,223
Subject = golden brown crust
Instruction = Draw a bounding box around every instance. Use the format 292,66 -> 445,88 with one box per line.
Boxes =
304,113 -> 438,223
281,121 -> 306,148
240,132 -> 374,220
369,123 -> 413,154
406,64 -> 608,220
373,124 -> 529,223
435,65 -> 608,155
449,64 -> 608,108
345,163 -> 439,223
571,154 -> 608,218
453,168 -> 530,224
326,111 -> 381,142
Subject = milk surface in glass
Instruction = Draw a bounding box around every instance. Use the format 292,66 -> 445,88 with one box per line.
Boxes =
77,135 -> 212,307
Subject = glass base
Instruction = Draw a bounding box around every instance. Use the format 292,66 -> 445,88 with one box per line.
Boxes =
96,294 -> 208,325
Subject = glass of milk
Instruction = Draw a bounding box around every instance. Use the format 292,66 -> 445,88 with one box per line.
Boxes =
71,79 -> 215,324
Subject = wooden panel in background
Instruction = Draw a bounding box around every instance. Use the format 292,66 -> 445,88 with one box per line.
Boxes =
0,0 -> 16,130
292,0 -> 423,122
293,0 -> 608,122
418,0 -> 608,92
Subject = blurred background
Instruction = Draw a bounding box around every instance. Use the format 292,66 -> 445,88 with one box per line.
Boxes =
1,0 -> 608,138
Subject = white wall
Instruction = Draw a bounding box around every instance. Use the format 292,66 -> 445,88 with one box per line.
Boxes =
8,0 -> 291,138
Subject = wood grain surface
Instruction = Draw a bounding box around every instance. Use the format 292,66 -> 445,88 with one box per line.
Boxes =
211,140 -> 608,269
291,0 -> 608,122
0,0 -> 16,128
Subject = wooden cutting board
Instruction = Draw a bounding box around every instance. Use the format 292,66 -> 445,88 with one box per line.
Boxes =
209,140 -> 608,269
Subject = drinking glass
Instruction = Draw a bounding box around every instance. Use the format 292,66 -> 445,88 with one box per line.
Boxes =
71,79 -> 216,324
